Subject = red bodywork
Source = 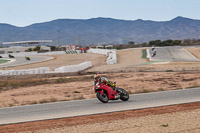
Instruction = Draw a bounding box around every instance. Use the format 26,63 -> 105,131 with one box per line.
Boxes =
94,82 -> 119,100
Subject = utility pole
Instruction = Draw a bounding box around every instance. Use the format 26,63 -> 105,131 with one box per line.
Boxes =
58,30 -> 60,46
78,35 -> 81,45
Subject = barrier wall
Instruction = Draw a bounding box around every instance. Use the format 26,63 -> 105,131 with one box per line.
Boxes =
88,48 -> 117,64
146,49 -> 152,60
0,67 -> 50,76
54,61 -> 92,73
0,61 -> 92,76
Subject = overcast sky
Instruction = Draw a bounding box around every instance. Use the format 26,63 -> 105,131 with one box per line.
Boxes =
0,0 -> 200,27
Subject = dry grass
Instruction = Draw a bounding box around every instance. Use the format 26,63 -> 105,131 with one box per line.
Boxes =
0,78 -> 49,91
0,75 -> 91,91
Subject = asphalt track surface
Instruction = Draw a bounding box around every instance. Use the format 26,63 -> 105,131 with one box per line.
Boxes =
149,46 -> 199,62
0,56 -> 53,68
0,87 -> 200,125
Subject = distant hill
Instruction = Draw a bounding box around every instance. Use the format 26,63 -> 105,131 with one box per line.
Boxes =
0,16 -> 200,45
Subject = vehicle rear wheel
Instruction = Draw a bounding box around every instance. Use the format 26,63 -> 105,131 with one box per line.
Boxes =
119,88 -> 129,101
96,91 -> 109,103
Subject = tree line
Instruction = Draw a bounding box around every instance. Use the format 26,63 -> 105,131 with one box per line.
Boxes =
113,39 -> 200,49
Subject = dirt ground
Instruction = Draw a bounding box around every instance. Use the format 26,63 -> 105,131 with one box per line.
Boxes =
0,47 -> 200,132
186,47 -> 200,59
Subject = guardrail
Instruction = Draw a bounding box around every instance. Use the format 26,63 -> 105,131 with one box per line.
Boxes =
87,48 -> 117,64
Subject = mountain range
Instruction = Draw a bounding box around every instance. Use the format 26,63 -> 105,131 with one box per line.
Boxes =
0,16 -> 200,45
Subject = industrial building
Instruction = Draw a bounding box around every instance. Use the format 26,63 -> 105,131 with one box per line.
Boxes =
0,40 -> 52,54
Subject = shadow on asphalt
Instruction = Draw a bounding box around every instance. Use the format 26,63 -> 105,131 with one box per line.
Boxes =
95,99 -> 133,104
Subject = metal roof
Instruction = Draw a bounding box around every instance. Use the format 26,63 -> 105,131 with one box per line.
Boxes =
2,40 -> 53,45
105,45 -> 113,47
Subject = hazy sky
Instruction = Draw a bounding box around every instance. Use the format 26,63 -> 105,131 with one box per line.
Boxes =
0,0 -> 200,27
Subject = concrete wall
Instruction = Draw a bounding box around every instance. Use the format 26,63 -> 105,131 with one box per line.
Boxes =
0,61 -> 92,76
87,48 -> 117,64
54,61 -> 92,73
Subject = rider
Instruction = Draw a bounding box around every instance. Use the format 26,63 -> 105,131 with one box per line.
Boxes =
94,74 -> 121,93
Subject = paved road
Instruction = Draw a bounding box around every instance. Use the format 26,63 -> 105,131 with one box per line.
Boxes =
149,46 -> 199,62
0,87 -> 200,125
0,56 -> 53,68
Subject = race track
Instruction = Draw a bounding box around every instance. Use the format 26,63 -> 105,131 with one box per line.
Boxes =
149,46 -> 199,62
0,87 -> 200,125
0,56 -> 53,68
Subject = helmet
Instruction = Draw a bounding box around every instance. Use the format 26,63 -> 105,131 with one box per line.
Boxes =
94,74 -> 101,80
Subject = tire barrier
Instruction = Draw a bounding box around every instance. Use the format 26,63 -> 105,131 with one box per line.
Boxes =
87,48 -> 117,64
0,61 -> 92,76
54,61 -> 92,73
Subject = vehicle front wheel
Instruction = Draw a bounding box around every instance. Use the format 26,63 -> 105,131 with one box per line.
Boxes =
96,91 -> 109,103
119,88 -> 129,101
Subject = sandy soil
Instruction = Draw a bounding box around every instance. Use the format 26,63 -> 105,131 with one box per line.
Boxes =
0,102 -> 200,133
186,47 -> 200,59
